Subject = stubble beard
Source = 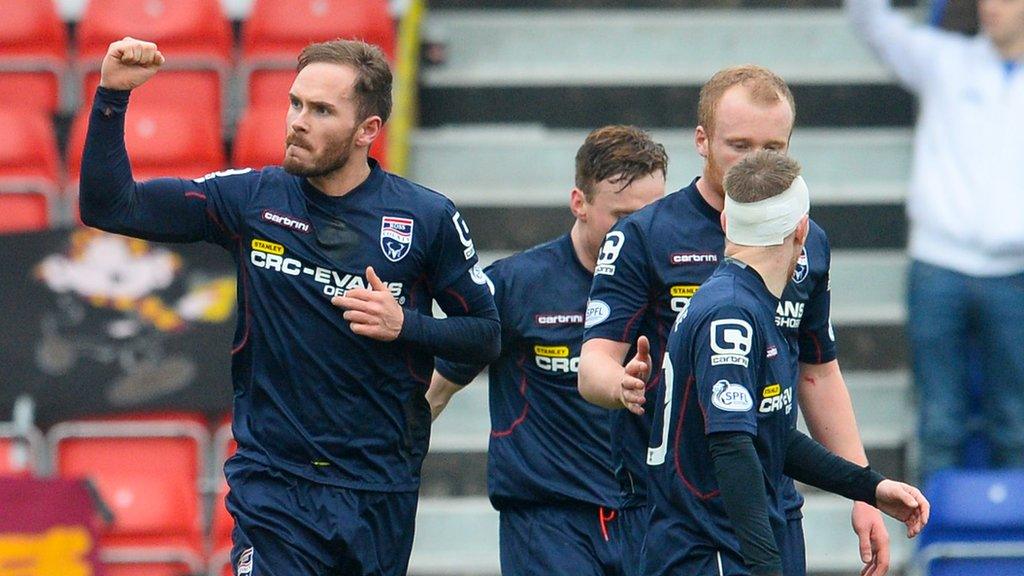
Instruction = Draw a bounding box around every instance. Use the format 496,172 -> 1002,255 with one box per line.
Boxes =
283,130 -> 357,178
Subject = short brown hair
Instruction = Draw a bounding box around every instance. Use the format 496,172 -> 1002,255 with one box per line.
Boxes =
575,125 -> 669,202
297,39 -> 393,123
697,65 -> 796,137
724,150 -> 802,204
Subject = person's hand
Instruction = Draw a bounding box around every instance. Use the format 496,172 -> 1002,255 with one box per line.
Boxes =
874,480 -> 930,538
99,37 -> 165,91
331,266 -> 404,341
852,501 -> 891,576
620,335 -> 650,415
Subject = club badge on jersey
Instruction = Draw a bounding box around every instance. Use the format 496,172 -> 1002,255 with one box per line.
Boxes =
380,217 -> 414,262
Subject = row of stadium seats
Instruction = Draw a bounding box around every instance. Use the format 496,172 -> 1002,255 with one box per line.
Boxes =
1,412 -> 236,576
0,0 -> 395,116
9,414 -> 1021,576
0,101 -> 386,234
0,0 -> 397,233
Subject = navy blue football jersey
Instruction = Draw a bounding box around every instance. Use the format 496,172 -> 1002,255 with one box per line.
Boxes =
437,235 -> 620,509
645,259 -> 800,571
87,155 -> 494,492
583,179 -> 835,512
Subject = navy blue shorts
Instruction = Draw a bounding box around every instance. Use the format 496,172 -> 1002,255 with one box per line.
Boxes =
224,455 -> 418,576
499,502 -> 630,576
618,505 -> 649,576
644,516 -> 806,576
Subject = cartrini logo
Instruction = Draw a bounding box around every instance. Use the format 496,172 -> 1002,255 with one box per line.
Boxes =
670,252 -> 718,266
261,210 -> 310,234
535,313 -> 584,326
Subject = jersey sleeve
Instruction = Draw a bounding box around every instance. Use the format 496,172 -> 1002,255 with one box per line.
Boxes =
188,169 -> 261,248
583,217 -> 653,343
798,237 -> 838,365
693,305 -> 762,436
427,200 -> 481,292
845,0 -> 959,94
433,261 -> 510,385
79,87 -> 256,248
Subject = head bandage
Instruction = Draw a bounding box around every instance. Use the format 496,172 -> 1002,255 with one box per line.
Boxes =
724,176 -> 810,246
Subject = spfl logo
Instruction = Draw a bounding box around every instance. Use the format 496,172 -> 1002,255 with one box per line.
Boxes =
380,217 -> 414,262
711,380 -> 753,412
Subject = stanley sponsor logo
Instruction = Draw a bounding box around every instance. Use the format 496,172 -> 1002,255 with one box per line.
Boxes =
763,384 -> 781,398
670,285 -> 699,298
251,239 -> 284,255
534,345 -> 570,358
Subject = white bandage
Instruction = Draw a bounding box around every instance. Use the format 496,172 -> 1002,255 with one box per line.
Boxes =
724,176 -> 810,246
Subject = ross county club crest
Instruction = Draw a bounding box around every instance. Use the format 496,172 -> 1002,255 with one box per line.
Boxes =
380,216 -> 414,262
792,247 -> 809,284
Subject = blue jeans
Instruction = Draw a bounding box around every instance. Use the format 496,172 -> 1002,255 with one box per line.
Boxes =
907,261 -> 1024,479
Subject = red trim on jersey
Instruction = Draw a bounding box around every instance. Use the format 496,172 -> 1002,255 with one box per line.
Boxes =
231,237 -> 251,355
444,286 -> 469,313
184,191 -> 207,201
490,354 -> 530,438
674,375 -> 720,500
620,303 -> 649,343
801,329 -> 823,364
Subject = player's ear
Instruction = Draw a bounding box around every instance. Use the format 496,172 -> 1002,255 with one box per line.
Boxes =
570,187 -> 588,221
720,212 -> 728,234
695,125 -> 710,159
794,215 -> 810,247
356,115 -> 383,148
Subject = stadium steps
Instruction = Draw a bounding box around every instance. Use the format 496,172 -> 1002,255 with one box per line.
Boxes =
466,248 -> 910,329
412,126 -> 912,252
411,126 -> 912,207
419,8 -> 919,128
408,494 -> 914,576
422,9 -> 893,87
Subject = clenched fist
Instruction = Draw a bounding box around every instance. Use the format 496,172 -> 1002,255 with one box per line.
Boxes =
99,37 -> 165,91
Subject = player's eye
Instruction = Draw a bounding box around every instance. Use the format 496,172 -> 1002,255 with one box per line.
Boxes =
289,98 -> 301,110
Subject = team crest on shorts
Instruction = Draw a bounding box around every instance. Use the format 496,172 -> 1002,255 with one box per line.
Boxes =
380,216 -> 414,262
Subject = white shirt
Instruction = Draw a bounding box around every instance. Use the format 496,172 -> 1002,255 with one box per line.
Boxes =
847,0 -> 1024,276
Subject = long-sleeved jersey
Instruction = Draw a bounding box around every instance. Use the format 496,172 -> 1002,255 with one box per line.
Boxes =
436,234 -> 620,509
80,88 -> 499,492
583,179 -> 835,513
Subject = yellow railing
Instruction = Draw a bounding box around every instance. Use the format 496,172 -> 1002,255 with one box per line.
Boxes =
387,0 -> 426,176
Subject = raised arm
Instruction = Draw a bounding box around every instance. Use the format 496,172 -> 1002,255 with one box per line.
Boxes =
845,0 -> 954,92
80,37 -> 249,245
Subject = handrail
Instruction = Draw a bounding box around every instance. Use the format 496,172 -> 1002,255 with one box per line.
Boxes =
388,0 -> 426,176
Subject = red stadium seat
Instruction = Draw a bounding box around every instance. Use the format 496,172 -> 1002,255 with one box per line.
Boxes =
76,0 -> 230,124
0,109 -> 60,231
0,192 -> 51,233
242,0 -> 395,62
211,420 -> 237,551
77,0 -> 231,65
67,103 -> 226,182
101,549 -> 204,576
233,105 -> 388,170
0,0 -> 67,114
246,68 -> 294,110
81,70 -> 224,134
241,0 -> 396,114
0,423 -> 43,476
49,413 -> 209,553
